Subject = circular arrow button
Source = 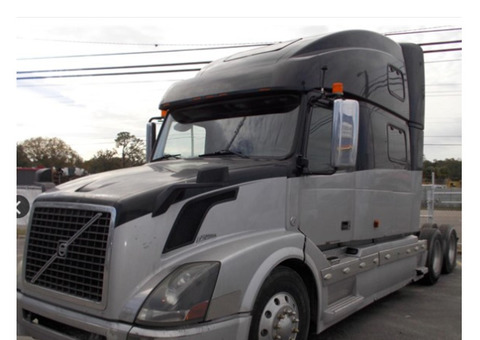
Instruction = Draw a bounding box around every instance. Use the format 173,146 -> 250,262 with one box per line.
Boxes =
17,195 -> 30,218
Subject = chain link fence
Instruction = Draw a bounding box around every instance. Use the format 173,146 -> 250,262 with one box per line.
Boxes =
420,181 -> 462,252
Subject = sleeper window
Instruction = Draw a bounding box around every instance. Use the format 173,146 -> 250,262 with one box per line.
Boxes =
387,124 -> 407,164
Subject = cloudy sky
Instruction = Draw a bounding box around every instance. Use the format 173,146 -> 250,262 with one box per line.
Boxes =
14,2 -> 465,163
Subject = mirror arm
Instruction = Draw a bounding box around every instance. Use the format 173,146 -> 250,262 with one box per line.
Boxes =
146,117 -> 164,163
296,155 -> 309,174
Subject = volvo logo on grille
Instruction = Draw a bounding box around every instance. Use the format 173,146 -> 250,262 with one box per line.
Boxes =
57,241 -> 69,258
30,212 -> 103,284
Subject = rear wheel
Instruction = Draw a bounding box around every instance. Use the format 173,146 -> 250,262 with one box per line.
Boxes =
439,224 -> 458,274
249,266 -> 310,340
419,227 -> 444,285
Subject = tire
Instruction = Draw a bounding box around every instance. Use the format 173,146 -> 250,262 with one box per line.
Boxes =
249,266 -> 310,340
419,227 -> 444,285
439,224 -> 458,274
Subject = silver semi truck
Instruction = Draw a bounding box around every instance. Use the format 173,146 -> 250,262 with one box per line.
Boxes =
17,30 -> 458,340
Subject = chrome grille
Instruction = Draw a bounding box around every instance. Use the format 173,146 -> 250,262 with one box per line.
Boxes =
24,204 -> 113,303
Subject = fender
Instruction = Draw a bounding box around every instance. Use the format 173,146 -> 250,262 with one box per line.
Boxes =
205,229 -> 307,320
120,229 -> 306,323
236,238 -> 305,313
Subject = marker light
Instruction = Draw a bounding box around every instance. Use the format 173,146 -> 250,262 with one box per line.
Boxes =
332,82 -> 344,95
161,110 -> 168,118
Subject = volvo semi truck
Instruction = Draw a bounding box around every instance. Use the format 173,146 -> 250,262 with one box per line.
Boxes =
17,30 -> 458,340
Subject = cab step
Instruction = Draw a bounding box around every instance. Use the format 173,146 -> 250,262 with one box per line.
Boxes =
323,295 -> 364,323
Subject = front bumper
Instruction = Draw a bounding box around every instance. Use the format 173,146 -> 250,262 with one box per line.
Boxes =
18,291 -> 251,340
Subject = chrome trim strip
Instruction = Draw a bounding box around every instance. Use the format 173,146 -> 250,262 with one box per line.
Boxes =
321,240 -> 426,286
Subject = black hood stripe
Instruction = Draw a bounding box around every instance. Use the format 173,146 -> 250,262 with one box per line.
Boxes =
163,188 -> 239,253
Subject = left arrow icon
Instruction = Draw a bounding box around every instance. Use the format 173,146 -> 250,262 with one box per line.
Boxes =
17,195 -> 30,218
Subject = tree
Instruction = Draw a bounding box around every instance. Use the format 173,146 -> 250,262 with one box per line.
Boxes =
114,132 -> 145,168
422,158 -> 461,183
83,149 -> 122,174
17,144 -> 32,167
18,137 -> 83,168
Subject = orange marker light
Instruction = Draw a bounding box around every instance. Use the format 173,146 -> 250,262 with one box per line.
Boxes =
161,110 -> 168,118
332,82 -> 344,95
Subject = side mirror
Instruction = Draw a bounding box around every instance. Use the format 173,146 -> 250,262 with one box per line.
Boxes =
331,99 -> 359,168
146,117 -> 164,162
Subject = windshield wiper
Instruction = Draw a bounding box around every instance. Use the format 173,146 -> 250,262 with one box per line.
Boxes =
158,154 -> 181,160
199,149 -> 249,158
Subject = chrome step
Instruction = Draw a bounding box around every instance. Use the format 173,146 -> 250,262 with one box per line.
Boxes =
323,295 -> 364,323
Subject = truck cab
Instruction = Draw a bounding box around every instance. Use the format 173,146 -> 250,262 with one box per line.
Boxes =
18,30 -> 456,340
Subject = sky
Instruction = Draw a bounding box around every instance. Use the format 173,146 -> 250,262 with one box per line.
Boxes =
14,9 -> 464,163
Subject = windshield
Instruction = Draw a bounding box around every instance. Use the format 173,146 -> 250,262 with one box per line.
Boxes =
152,94 -> 300,160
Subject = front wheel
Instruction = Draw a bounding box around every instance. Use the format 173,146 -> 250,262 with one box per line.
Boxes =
249,266 -> 310,340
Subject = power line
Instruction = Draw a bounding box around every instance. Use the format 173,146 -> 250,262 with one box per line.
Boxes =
17,61 -> 211,74
17,34 -> 462,62
423,48 -> 462,54
418,40 -> 461,47
418,40 -> 462,54
17,36 -> 275,48
16,34 -> 462,81
18,26 -> 461,49
17,43 -> 272,61
16,47 -> 462,81
17,68 -> 201,80
16,78 -> 188,87
385,27 -> 462,36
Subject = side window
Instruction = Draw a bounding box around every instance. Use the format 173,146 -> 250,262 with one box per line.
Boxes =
164,124 -> 206,157
387,125 -> 407,164
371,107 -> 410,169
306,106 -> 332,172
387,64 -> 405,101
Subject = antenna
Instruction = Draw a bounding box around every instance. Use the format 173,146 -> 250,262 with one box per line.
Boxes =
320,66 -> 328,94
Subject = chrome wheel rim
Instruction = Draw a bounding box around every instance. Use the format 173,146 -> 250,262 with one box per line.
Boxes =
432,240 -> 443,276
447,235 -> 457,264
258,292 -> 300,340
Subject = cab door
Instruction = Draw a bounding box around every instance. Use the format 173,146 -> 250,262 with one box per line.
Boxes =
297,100 -> 359,246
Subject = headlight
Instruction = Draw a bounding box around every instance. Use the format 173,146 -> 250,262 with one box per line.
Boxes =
136,262 -> 220,327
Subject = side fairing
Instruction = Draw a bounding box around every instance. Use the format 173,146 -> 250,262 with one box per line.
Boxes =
295,169 -> 422,246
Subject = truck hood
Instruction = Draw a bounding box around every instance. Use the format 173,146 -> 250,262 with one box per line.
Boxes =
34,158 -> 292,226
